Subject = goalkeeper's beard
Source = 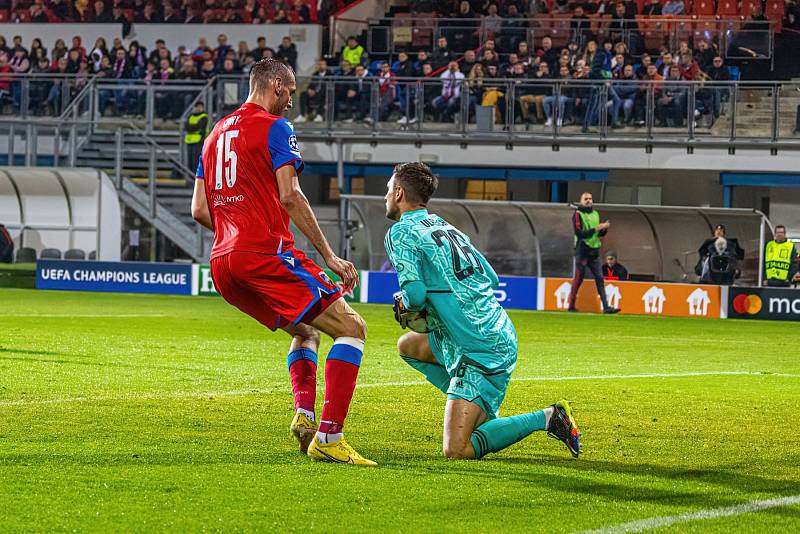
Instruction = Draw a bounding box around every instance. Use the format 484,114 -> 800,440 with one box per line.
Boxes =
386,204 -> 401,221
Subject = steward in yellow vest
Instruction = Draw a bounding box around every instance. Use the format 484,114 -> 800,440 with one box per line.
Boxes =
341,36 -> 366,68
185,102 -> 208,173
765,224 -> 799,287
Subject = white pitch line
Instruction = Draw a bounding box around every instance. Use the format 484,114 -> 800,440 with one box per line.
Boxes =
0,371 -> 797,407
580,494 -> 800,534
6,314 -> 168,318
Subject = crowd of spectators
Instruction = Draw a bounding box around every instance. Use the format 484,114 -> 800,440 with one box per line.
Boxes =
0,0 -> 321,25
0,32 -> 298,116
297,19 -> 733,130
407,0 -> 795,29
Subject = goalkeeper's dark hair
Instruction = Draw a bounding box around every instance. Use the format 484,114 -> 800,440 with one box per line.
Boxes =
393,162 -> 438,205
249,58 -> 294,94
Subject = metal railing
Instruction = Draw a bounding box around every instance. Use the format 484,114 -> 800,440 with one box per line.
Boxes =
366,16 -> 776,62
262,75 -> 800,149
5,74 -> 800,150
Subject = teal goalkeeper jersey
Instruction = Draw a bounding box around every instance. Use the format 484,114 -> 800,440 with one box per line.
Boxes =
384,209 -> 517,372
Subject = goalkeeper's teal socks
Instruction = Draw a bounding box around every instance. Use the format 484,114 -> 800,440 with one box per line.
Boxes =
470,409 -> 550,459
401,355 -> 450,394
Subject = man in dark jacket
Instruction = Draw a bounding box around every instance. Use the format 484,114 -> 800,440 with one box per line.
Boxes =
568,192 -> 620,313
431,37 -> 453,70
276,36 -> 298,71
603,251 -> 629,280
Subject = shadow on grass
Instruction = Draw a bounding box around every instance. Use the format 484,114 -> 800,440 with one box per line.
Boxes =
0,347 -> 63,357
0,353 -> 215,374
374,455 -> 800,510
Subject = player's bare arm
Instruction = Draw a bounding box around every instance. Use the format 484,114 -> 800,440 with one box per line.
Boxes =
276,165 -> 358,290
191,178 -> 213,230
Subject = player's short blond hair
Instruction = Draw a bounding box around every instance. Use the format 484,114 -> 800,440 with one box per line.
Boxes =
249,58 -> 294,94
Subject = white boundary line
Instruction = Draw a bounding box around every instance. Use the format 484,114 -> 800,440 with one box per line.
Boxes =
580,494 -> 800,533
1,371 -> 797,407
6,314 -> 169,318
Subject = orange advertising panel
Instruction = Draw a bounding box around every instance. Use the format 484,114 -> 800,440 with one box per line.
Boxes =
541,278 -> 722,318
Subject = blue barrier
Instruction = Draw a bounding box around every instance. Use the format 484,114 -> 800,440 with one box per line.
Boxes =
366,271 -> 538,310
36,260 -> 193,295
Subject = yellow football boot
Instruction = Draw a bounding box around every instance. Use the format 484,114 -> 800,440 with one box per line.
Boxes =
289,412 -> 318,453
307,436 -> 377,466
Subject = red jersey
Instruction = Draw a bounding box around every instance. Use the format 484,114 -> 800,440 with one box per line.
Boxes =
196,102 -> 304,260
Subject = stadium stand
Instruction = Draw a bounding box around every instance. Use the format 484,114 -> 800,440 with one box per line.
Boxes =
0,0 -> 321,24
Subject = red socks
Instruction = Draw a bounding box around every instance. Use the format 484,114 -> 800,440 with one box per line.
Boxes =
287,349 -> 317,413
318,337 -> 364,435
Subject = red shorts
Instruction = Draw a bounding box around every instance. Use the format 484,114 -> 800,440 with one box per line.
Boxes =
211,250 -> 342,331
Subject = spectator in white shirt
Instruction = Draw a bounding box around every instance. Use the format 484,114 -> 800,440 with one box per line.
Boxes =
431,61 -> 465,122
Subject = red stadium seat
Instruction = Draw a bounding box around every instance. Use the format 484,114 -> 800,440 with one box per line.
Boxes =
14,10 -> 30,22
548,13 -> 570,48
764,0 -> 785,20
123,8 -> 134,21
0,10 -> 9,22
740,0 -> 761,17
692,0 -> 715,16
693,17 -> 721,43
637,16 -> 669,51
716,0 -> 739,17
412,12 -> 436,48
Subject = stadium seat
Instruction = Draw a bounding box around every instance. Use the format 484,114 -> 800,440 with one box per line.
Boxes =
40,248 -> 62,259
14,10 -> 30,22
741,0 -> 761,17
638,17 -> 669,50
692,0 -> 715,16
412,13 -> 436,49
693,17 -> 720,42
765,0 -> 785,17
64,249 -> 86,260
15,247 -> 36,263
0,10 -> 9,22
88,250 -> 97,260
548,14 -> 571,48
716,0 -> 739,17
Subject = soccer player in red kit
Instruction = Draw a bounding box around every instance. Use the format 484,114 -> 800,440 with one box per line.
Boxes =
191,59 -> 375,466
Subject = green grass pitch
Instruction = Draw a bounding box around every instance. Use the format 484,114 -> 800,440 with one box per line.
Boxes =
1,288 -> 799,532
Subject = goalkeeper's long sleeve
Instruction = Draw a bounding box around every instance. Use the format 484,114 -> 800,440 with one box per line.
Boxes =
401,280 -> 428,311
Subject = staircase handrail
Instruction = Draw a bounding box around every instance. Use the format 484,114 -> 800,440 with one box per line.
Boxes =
58,75 -> 97,121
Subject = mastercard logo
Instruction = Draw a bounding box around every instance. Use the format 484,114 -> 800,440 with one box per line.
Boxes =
733,294 -> 762,315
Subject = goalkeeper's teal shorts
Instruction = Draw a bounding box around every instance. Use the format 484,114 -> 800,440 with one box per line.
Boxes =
428,329 -> 517,420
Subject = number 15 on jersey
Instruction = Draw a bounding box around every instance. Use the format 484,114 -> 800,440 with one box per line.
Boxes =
215,130 -> 239,190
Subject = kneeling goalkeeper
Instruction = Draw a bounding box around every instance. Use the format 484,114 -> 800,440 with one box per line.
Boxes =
383,162 -> 582,460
